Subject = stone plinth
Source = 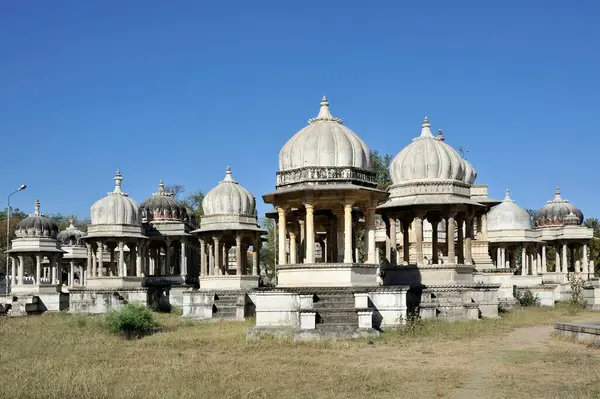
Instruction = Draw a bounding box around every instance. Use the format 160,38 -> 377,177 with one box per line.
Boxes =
86,277 -> 144,289
584,279 -> 600,310
182,290 -> 250,320
555,322 -> 600,345
10,284 -> 61,295
474,269 -> 518,308
199,275 -> 259,291
276,263 -> 379,288
382,265 -> 475,286
69,287 -> 148,314
515,285 -> 556,307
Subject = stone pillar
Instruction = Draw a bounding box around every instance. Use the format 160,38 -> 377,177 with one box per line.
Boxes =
447,214 -> 456,265
213,237 -> 220,275
457,218 -> 464,264
16,255 -> 23,285
531,251 -> 538,276
208,244 -> 214,275
414,211 -> 425,266
389,217 -> 397,265
68,261 -> 74,286
499,247 -> 505,269
521,246 -> 527,275
86,244 -> 92,278
562,243 -> 568,273
299,219 -> 306,263
481,213 -> 488,239
555,245 -> 560,273
289,231 -> 297,264
252,237 -> 260,276
10,257 -> 16,286
496,247 -> 501,268
199,239 -> 207,276
464,216 -> 473,265
180,240 -> 187,278
542,245 -> 547,273
236,234 -> 243,276
429,217 -> 439,265
91,246 -> 97,277
343,202 -> 353,264
536,250 -> 542,274
335,213 -> 344,262
79,264 -> 85,286
365,205 -> 376,264
98,241 -> 104,277
277,207 -> 287,265
402,218 -> 410,265
35,255 -> 42,284
305,204 -> 315,264
583,244 -> 589,275
116,241 -> 124,277
136,243 -> 143,277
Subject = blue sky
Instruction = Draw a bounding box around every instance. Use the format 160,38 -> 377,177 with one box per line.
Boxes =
1,1 -> 598,220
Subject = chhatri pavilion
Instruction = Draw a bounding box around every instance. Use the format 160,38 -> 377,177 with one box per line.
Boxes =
1,96 -> 597,339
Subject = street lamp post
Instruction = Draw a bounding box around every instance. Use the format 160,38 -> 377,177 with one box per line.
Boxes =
5,184 -> 26,295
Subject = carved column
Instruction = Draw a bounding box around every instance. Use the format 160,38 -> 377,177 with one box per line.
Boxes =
208,244 -> 214,275
213,236 -> 221,275
481,213 -> 488,239
180,239 -> 187,278
555,245 -> 560,273
365,205 -> 376,264
542,245 -> 547,273
305,204 -> 315,264
457,218 -> 464,264
35,255 -> 42,284
91,245 -> 97,277
446,213 -> 456,265
236,234 -> 243,276
402,217 -> 411,265
536,249 -> 542,274
583,243 -> 589,275
86,244 -> 92,278
429,215 -> 440,265
464,216 -> 473,265
10,257 -> 16,286
298,219 -> 306,263
335,213 -> 344,262
199,238 -> 207,276
136,242 -> 143,277
414,210 -> 426,266
98,241 -> 104,277
117,241 -> 125,277
389,217 -> 397,265
521,246 -> 527,275
252,236 -> 260,276
562,243 -> 568,273
277,207 -> 287,265
343,201 -> 353,264
289,231 -> 297,264
16,255 -> 23,285
496,247 -> 501,268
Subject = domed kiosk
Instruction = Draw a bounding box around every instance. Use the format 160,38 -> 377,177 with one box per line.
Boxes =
182,167 -> 265,321
70,170 -> 149,314
6,199 -> 66,314
377,117 -> 500,320
57,218 -> 88,287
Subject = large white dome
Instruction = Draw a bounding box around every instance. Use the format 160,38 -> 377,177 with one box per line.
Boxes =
203,166 -> 256,216
390,117 -> 470,184
487,189 -> 532,231
278,96 -> 371,172
90,170 -> 142,226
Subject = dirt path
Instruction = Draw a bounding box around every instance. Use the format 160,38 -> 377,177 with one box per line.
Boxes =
449,325 -> 555,399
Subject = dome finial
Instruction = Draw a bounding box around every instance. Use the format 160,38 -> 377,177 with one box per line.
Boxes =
555,186 -> 562,200
159,180 -> 165,193
114,169 -> 123,193
420,116 -> 434,138
34,199 -> 40,216
223,165 -> 235,182
68,217 -> 75,228
504,188 -> 514,202
309,95 -> 343,124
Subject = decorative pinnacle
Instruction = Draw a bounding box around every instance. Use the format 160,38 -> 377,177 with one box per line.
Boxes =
68,218 -> 75,228
114,169 -> 123,193
223,165 -> 235,182
554,186 -> 561,200
309,95 -> 343,124
159,180 -> 165,193
419,115 -> 434,138
504,188 -> 514,202
437,129 -> 445,141
34,199 -> 41,216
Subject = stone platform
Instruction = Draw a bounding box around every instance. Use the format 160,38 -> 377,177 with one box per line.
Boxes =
555,322 -> 600,345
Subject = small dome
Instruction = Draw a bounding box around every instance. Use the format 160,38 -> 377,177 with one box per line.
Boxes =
487,189 -> 532,231
141,181 -> 194,224
15,199 -> 59,238
534,187 -> 584,227
57,218 -> 86,245
564,212 -> 580,226
90,170 -> 142,226
279,96 -> 371,171
463,159 -> 477,185
203,166 -> 256,216
390,117 -> 467,184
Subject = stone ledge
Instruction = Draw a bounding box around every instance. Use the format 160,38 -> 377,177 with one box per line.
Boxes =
247,326 -> 379,341
277,263 -> 379,270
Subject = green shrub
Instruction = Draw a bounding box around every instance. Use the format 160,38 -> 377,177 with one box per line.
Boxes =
567,273 -> 587,315
516,289 -> 540,307
105,304 -> 157,339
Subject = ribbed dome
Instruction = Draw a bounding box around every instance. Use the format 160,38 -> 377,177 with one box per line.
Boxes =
487,189 -> 532,231
463,159 -> 477,185
390,117 -> 466,184
203,166 -> 256,216
15,199 -> 59,238
57,218 -> 86,245
278,96 -> 371,171
90,170 -> 142,226
534,187 -> 583,227
141,181 -> 193,224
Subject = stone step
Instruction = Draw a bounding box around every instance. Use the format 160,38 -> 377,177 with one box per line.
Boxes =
313,301 -> 355,309
316,309 -> 358,325
213,307 -> 237,318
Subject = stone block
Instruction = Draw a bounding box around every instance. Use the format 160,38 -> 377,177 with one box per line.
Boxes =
357,311 -> 373,329
299,311 -> 316,330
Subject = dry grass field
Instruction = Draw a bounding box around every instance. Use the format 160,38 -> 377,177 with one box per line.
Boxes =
1,305 -> 599,399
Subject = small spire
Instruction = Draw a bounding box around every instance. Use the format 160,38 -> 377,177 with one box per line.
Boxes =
308,95 -> 343,124
554,186 -> 562,200
68,218 -> 75,228
34,199 -> 40,216
420,116 -> 434,138
159,180 -> 165,193
114,169 -> 123,193
504,188 -> 513,202
437,129 -> 445,141
223,165 -> 234,182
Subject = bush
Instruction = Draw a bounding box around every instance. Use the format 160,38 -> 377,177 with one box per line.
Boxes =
516,289 -> 540,307
105,304 -> 157,339
567,273 -> 587,315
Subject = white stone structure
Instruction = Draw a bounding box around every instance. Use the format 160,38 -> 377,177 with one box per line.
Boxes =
57,219 -> 88,287
4,200 -> 67,315
182,166 -> 266,321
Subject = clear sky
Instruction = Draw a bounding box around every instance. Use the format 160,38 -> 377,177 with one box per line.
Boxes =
1,1 -> 598,220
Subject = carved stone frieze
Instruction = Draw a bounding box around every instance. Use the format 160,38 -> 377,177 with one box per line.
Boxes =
276,166 -> 376,188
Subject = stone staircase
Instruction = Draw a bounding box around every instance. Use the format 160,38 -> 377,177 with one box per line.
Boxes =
312,291 -> 360,329
212,292 -> 244,320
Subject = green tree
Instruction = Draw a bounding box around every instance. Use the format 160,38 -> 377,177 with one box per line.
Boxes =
0,207 -> 28,276
259,215 -> 276,277
183,190 -> 205,224
166,184 -> 186,199
370,149 -> 393,190
585,218 -> 600,274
